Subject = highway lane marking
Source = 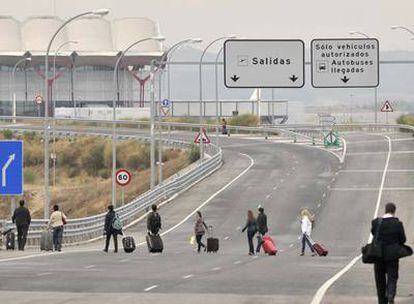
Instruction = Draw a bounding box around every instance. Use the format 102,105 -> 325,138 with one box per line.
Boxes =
37,272 -> 53,277
144,285 -> 159,292
183,274 -> 194,279
280,178 -> 284,183
224,236 -> 230,240
266,194 -> 271,199
84,265 -> 95,269
311,135 -> 392,304
233,260 -> 241,265
273,186 -> 277,190
211,267 -> 221,271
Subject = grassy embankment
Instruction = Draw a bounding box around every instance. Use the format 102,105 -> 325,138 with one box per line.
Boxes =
0,130 -> 199,219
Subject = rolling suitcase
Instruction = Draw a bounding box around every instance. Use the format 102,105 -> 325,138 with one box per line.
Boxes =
261,235 -> 277,255
40,230 -> 53,251
146,234 -> 163,253
122,236 -> 136,253
307,235 -> 328,256
5,230 -> 15,250
206,226 -> 219,253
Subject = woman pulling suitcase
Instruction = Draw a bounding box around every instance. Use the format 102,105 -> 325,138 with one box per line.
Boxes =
194,211 -> 209,253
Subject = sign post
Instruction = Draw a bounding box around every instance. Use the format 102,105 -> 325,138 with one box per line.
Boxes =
311,38 -> 379,88
115,169 -> 131,207
35,95 -> 43,117
224,39 -> 305,88
381,100 -> 393,124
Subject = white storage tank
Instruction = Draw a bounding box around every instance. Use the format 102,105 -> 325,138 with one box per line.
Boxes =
0,16 -> 22,51
66,16 -> 113,52
21,16 -> 67,52
112,18 -> 163,53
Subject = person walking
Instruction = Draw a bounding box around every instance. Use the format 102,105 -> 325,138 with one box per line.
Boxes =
242,210 -> 258,255
300,209 -> 315,256
194,211 -> 208,253
103,205 -> 122,253
12,200 -> 31,251
147,204 -> 162,235
48,205 -> 66,252
256,206 -> 268,254
372,203 -> 407,304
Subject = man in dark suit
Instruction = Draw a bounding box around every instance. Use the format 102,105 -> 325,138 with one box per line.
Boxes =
12,200 -> 31,251
371,202 -> 406,304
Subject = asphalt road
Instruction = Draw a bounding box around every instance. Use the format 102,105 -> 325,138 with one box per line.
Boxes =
0,132 -> 412,304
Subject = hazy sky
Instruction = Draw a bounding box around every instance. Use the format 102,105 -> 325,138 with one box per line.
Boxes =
2,0 -> 414,52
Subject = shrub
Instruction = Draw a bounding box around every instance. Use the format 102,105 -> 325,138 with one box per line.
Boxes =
81,144 -> 105,176
228,113 -> 259,127
397,114 -> 414,126
23,132 -> 37,142
24,169 -> 36,184
68,167 -> 81,178
189,145 -> 200,163
98,169 -> 110,179
2,129 -> 13,139
24,144 -> 43,166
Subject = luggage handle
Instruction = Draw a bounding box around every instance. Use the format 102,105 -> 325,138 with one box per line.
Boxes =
207,225 -> 214,237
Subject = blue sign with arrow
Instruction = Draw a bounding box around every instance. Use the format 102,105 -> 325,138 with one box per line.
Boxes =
0,140 -> 23,195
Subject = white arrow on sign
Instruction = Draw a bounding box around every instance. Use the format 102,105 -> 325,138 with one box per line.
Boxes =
2,154 -> 15,187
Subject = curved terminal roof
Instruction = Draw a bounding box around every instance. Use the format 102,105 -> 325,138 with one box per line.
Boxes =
0,16 -> 164,67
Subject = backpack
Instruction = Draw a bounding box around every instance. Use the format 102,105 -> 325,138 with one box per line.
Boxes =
112,213 -> 123,231
150,212 -> 161,230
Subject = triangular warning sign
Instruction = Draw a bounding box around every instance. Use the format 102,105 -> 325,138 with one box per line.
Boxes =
381,101 -> 393,112
160,106 -> 170,117
194,128 -> 211,144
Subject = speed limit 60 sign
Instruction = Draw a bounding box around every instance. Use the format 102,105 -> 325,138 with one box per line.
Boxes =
116,169 -> 131,187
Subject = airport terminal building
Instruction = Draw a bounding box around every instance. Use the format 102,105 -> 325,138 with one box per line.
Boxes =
0,16 -> 164,116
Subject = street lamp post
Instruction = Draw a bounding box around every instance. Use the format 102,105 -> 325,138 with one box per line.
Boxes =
167,38 -> 202,115
43,8 -> 109,219
51,40 -> 78,187
199,35 -> 235,160
349,30 -> 378,124
155,38 -> 202,184
12,57 -> 31,123
112,36 -> 165,206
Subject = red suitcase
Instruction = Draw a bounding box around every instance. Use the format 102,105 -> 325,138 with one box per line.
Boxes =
307,235 -> 328,256
261,235 -> 277,255
313,243 -> 328,256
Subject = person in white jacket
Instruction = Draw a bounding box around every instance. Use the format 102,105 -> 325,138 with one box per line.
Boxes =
300,209 -> 316,256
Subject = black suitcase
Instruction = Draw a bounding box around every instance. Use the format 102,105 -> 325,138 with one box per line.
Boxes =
146,234 -> 163,253
6,230 -> 15,250
122,236 -> 136,253
206,226 -> 219,253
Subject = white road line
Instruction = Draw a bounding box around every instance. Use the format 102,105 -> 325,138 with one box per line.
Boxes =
289,244 -> 294,248
233,260 -> 241,265
211,267 -> 221,271
144,285 -> 159,292
224,236 -> 230,241
266,194 -> 271,199
311,135 -> 392,304
120,259 -> 129,262
322,193 -> 326,198
37,272 -> 52,277
317,203 -> 321,208
280,178 -> 284,183
84,265 -> 95,269
273,186 -> 277,190
183,274 -> 194,279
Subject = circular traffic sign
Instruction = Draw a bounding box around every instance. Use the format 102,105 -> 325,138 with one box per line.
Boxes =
116,169 -> 132,187
161,98 -> 170,107
35,95 -> 43,105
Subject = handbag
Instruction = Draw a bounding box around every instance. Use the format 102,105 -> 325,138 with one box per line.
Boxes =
361,218 -> 383,264
384,243 -> 413,261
